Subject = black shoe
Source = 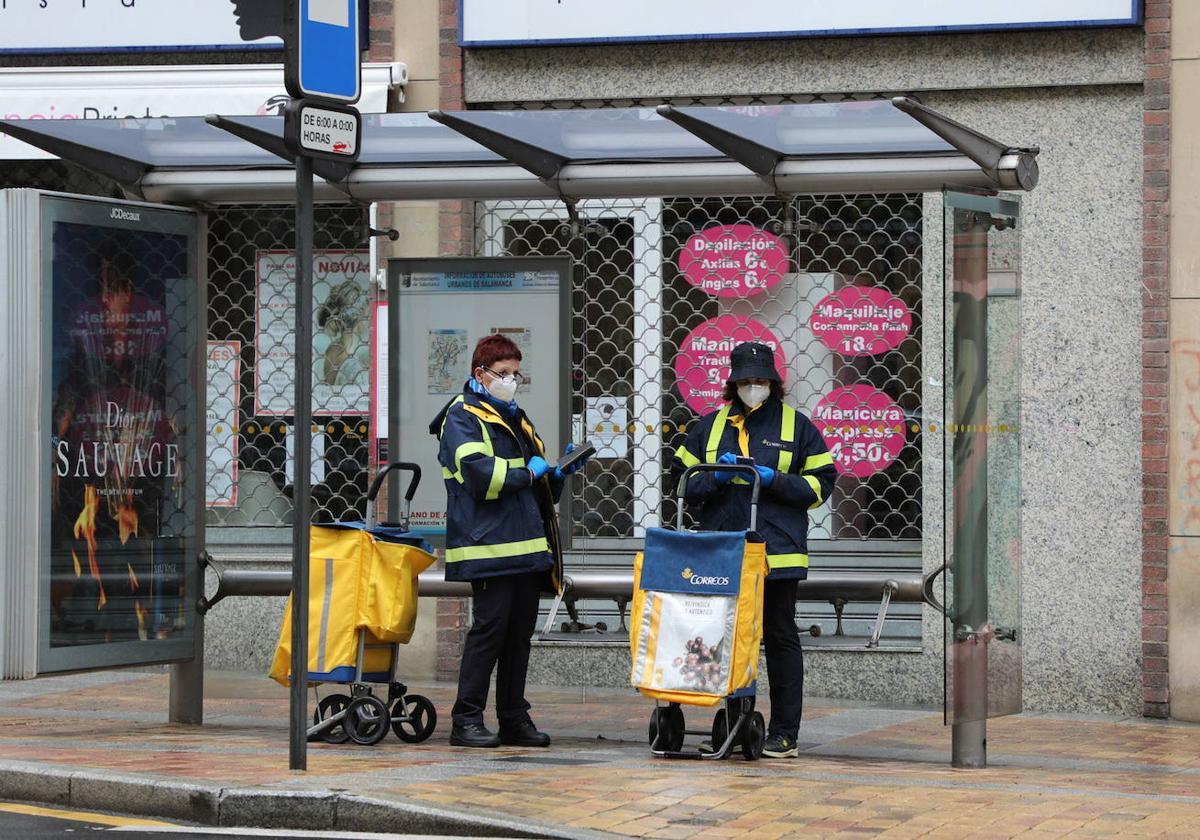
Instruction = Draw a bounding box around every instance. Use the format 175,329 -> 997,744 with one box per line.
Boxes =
762,733 -> 799,758
449,722 -> 500,748
499,720 -> 551,747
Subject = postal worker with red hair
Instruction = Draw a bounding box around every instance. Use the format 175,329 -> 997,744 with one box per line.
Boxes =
430,333 -> 590,748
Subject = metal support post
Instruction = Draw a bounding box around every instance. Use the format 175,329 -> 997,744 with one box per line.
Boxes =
289,154 -> 315,771
950,212 -> 989,769
169,601 -> 204,724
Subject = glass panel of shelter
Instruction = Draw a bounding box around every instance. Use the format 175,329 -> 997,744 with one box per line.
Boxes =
203,204 -> 373,531
479,194 -> 924,643
942,190 -> 1023,722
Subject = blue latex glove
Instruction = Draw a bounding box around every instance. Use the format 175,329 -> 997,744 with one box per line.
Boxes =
555,442 -> 591,479
527,455 -> 550,480
713,451 -> 738,484
754,464 -> 775,487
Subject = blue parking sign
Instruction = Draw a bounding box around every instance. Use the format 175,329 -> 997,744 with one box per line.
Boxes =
285,0 -> 361,104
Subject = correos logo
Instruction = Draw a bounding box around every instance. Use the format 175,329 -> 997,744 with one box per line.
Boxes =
680,567 -> 729,586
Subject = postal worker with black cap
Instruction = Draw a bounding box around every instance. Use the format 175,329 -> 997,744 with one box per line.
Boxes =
674,340 -> 836,758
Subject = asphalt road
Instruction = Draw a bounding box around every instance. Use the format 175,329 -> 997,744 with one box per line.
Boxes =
0,801 -> 515,840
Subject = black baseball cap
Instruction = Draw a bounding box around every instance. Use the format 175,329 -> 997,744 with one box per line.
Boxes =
727,341 -> 780,383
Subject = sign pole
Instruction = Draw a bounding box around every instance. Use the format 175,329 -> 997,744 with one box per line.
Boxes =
283,0 -> 362,771
289,153 -> 315,771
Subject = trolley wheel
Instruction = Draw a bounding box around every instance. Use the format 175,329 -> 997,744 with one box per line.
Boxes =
709,708 -> 729,753
312,694 -> 351,744
391,694 -> 438,743
663,704 -> 685,752
648,707 -> 683,751
648,708 -> 664,748
344,694 -> 390,746
741,711 -> 765,761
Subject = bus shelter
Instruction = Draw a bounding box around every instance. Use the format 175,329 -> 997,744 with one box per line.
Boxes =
1,96 -> 1035,767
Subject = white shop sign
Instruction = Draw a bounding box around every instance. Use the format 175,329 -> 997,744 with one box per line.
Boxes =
1,0 -> 287,54
461,0 -> 1140,47
0,63 -> 403,160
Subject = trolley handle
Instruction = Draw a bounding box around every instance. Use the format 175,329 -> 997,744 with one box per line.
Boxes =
366,462 -> 422,529
676,463 -> 761,532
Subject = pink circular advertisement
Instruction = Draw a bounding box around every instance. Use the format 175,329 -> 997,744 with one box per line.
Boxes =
674,316 -> 787,415
678,224 -> 788,298
812,385 -> 907,477
809,286 -> 912,357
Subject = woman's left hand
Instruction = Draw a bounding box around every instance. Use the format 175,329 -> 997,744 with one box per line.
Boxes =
754,464 -> 776,487
556,442 -> 591,478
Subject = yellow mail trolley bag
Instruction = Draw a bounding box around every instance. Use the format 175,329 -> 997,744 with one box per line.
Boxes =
630,463 -> 769,760
269,463 -> 438,746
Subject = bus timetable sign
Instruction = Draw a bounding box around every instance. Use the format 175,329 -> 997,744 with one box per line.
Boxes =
286,100 -> 361,160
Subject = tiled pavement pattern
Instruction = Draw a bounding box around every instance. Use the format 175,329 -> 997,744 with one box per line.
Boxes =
2,671 -> 1200,837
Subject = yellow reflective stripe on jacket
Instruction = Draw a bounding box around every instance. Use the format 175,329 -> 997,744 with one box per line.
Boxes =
727,413 -> 751,457
675,445 -> 701,468
707,406 -> 753,484
767,552 -> 809,570
485,458 -> 508,501
803,475 -> 824,508
463,402 -> 511,437
454,440 -> 488,471
464,401 -> 539,455
446,458 -> 522,485
777,404 -> 796,474
705,405 -> 732,461
520,418 -> 545,456
804,451 -> 834,471
439,395 -> 465,437
445,536 -> 550,564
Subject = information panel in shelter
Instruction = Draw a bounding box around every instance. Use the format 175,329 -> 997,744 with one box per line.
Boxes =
382,258 -> 568,535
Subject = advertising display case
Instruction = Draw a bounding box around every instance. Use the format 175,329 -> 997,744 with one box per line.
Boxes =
0,189 -> 204,677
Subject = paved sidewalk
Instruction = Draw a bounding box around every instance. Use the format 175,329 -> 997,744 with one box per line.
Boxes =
2,670 -> 1200,838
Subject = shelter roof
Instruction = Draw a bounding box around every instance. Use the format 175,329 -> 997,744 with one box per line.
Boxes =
0,98 -> 1038,203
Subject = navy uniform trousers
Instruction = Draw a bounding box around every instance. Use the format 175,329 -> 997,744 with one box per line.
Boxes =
451,571 -> 542,727
764,577 -> 805,740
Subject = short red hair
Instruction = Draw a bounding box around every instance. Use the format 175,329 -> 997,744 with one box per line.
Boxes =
472,334 -> 522,372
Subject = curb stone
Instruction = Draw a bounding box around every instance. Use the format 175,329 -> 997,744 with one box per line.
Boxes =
71,772 -> 221,825
0,762 -> 71,806
0,760 -> 610,839
219,788 -> 336,830
332,794 -> 615,839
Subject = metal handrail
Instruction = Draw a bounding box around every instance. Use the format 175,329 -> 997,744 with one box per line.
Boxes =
199,552 -> 933,648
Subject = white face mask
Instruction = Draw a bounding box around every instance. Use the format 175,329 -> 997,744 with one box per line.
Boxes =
486,373 -> 519,402
737,383 -> 770,409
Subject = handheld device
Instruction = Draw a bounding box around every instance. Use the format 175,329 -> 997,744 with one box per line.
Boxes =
734,455 -> 756,467
556,441 -> 597,473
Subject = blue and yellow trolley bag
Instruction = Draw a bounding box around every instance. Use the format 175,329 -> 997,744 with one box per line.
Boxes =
631,463 -> 769,760
269,463 -> 438,746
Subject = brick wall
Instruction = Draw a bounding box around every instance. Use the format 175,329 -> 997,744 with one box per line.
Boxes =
435,0 -> 472,682
438,0 -> 472,258
368,0 -> 394,62
1142,0 -> 1171,719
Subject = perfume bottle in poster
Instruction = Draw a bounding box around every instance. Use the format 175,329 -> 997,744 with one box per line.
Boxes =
48,224 -> 192,648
